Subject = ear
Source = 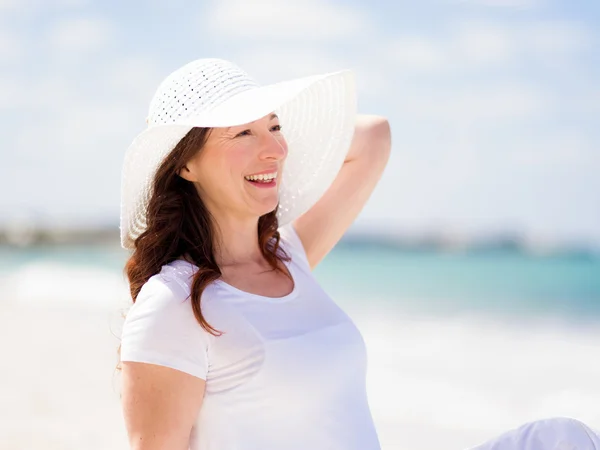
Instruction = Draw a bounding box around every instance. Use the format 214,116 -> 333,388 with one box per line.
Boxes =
178,164 -> 197,182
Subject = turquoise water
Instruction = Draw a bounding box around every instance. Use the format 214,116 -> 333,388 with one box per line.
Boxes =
1,242 -> 599,320
315,243 -> 600,319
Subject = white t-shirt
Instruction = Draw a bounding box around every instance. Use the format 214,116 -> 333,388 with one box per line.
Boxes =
120,223 -> 382,450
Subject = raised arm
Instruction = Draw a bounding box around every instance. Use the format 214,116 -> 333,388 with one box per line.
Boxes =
293,114 -> 392,269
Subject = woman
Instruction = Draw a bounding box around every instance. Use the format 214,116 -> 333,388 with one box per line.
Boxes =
117,58 -> 600,450
118,58 -> 390,450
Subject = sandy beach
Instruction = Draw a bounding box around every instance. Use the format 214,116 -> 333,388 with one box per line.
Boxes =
2,270 -> 599,450
0,301 -> 128,449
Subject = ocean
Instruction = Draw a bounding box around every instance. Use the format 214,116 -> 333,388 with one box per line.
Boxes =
1,241 -> 599,449
318,242 -> 600,321
3,240 -> 598,320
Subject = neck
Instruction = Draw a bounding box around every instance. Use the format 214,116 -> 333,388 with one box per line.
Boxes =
211,212 -> 264,268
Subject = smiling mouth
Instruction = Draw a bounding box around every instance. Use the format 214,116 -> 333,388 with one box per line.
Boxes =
244,171 -> 277,185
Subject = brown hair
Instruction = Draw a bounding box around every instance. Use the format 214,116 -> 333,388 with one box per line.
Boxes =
115,126 -> 291,371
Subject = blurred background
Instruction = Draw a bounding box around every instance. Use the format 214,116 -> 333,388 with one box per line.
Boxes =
1,0 -> 599,449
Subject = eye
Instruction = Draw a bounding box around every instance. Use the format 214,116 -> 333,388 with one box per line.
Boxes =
235,125 -> 282,138
235,129 -> 251,138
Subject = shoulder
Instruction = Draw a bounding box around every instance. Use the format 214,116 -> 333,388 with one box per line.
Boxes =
156,260 -> 198,298
123,259 -> 222,338
129,264 -> 193,313
120,264 -> 215,380
128,260 -> 223,321
125,272 -> 196,331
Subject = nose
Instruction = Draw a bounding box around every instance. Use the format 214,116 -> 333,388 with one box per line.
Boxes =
258,132 -> 287,161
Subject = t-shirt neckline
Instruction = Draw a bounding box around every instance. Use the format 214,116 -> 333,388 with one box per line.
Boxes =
171,257 -> 299,303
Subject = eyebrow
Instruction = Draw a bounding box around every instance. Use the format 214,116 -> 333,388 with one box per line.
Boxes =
225,113 -> 279,133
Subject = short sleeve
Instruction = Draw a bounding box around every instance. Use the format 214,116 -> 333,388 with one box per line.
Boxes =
120,275 -> 211,380
278,222 -> 310,269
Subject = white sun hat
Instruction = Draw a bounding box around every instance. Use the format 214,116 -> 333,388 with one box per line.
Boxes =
119,58 -> 357,250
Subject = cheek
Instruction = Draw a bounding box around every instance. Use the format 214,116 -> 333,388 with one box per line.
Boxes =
200,143 -> 245,179
192,153 -> 226,196
228,143 -> 254,172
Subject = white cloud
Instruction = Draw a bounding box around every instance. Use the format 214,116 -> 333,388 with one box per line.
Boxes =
202,0 -> 371,40
451,21 -> 516,66
224,45 -> 391,105
105,56 -> 163,104
0,75 -> 76,110
398,82 -> 550,123
385,19 -> 593,73
452,0 -> 542,8
0,0 -> 26,9
4,58 -> 157,157
5,99 -> 139,221
522,20 -> 592,54
0,77 -> 17,104
387,37 -> 445,71
13,102 -> 137,155
0,29 -> 22,62
48,17 -> 114,54
1,52 -> 161,223
505,129 -> 597,168
2,55 -> 160,112
228,46 -> 349,83
386,24 -> 515,72
0,0 -> 89,11
577,88 -> 600,115
55,0 -> 89,6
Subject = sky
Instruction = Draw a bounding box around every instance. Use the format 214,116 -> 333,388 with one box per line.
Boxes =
1,0 -> 598,246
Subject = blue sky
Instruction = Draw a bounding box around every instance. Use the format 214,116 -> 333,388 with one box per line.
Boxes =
1,0 -> 598,246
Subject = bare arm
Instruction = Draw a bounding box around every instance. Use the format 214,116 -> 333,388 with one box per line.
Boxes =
121,361 -> 206,450
293,114 -> 392,269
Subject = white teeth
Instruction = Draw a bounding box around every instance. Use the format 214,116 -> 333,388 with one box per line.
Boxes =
244,171 -> 277,182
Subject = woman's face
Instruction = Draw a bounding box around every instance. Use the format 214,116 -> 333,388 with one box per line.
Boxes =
180,112 -> 288,222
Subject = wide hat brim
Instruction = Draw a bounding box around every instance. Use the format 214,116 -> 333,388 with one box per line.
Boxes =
120,69 -> 357,249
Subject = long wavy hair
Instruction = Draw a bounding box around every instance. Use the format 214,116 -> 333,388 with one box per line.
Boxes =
115,126 -> 291,371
